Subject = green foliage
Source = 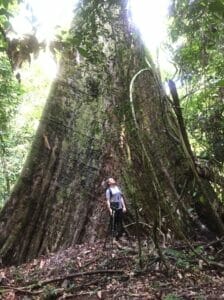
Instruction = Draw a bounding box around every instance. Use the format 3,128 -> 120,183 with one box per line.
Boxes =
0,0 -> 20,34
0,54 -> 21,127
0,54 -> 22,204
168,0 -> 224,172
42,285 -> 58,300
0,0 -> 54,206
67,0 -> 124,64
0,0 -> 45,206
164,246 -> 204,270
0,51 -> 53,205
164,248 -> 190,268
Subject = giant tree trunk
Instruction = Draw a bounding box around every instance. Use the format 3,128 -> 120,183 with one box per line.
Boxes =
0,0 -> 223,266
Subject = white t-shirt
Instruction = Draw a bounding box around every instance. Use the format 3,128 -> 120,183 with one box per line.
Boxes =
106,186 -> 123,209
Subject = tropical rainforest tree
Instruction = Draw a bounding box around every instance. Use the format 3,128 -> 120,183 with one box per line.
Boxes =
0,0 -> 224,266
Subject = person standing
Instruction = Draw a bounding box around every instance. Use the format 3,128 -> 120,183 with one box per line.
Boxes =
105,178 -> 126,240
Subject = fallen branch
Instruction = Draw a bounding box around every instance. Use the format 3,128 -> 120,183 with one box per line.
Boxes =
171,236 -> 224,250
30,269 -> 124,288
0,285 -> 41,295
204,260 -> 224,270
125,221 -> 152,230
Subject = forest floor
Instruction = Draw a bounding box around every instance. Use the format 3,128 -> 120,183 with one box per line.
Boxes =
1,236 -> 224,300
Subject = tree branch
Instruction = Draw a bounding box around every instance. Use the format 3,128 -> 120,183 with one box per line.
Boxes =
29,269 -> 125,288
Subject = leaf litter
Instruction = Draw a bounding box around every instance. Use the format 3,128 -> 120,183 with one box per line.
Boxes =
0,237 -> 224,299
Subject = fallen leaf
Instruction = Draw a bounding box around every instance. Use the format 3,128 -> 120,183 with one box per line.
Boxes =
4,291 -> 16,300
97,290 -> 102,299
39,259 -> 45,269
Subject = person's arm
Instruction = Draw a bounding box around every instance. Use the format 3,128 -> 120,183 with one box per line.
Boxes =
121,196 -> 126,213
106,199 -> 112,215
106,189 -> 112,215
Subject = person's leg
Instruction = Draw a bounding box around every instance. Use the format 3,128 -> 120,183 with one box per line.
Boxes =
115,209 -> 123,239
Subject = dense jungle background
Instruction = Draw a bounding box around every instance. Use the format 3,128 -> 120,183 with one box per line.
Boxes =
0,0 -> 224,299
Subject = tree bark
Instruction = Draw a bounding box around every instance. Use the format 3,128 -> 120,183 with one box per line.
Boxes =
0,0 -> 223,266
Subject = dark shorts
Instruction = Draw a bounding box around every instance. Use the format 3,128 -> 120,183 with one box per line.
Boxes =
110,202 -> 120,211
